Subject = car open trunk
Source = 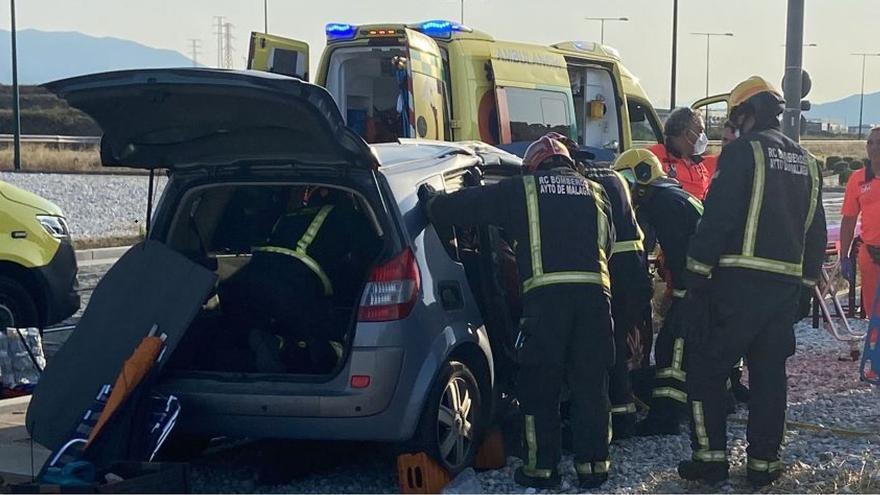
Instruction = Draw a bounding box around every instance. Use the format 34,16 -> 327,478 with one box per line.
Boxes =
159,180 -> 385,379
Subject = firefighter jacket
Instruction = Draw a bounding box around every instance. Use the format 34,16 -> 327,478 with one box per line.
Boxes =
637,183 -> 703,295
685,126 -> 827,288
426,166 -> 615,295
580,162 -> 649,295
253,202 -> 379,298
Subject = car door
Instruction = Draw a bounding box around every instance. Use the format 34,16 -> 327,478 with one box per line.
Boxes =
247,32 -> 310,81
691,93 -> 730,140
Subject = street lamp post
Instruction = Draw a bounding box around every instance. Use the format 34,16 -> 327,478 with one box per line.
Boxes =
460,0 -> 464,24
10,0 -> 21,171
691,32 -> 734,97
584,16 -> 629,45
852,52 -> 880,139
263,0 -> 268,33
670,0 -> 678,108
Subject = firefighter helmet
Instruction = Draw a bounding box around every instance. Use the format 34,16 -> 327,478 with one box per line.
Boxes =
612,148 -> 666,186
728,76 -> 785,120
522,134 -> 575,172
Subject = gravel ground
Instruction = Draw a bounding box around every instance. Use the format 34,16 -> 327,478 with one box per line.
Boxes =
176,319 -> 879,494
0,172 -> 166,240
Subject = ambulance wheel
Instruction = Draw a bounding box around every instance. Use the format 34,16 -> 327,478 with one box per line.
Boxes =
414,360 -> 486,474
0,276 -> 39,329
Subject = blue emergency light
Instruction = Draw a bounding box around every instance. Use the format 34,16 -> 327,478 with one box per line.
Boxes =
418,20 -> 469,38
325,23 -> 357,41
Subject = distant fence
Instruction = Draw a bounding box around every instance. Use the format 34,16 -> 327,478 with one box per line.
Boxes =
0,134 -> 100,145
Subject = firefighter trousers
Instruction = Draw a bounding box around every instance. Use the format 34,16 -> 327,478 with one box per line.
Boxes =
609,288 -> 649,418
516,285 -> 614,477
647,298 -> 688,422
686,271 -> 798,466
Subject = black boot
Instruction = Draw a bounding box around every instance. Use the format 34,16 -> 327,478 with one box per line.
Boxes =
747,464 -> 783,487
578,472 -> 609,489
612,413 -> 636,442
514,467 -> 561,490
677,460 -> 729,484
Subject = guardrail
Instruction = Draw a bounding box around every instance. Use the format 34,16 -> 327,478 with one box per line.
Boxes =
0,134 -> 100,145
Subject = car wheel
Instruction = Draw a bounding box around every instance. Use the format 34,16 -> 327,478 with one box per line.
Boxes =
0,276 -> 39,329
415,360 -> 486,474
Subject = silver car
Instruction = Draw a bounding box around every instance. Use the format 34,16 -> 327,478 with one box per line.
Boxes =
27,69 -> 523,473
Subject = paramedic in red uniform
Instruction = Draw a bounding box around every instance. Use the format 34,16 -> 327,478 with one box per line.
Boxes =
649,107 -> 714,201
840,126 -> 880,317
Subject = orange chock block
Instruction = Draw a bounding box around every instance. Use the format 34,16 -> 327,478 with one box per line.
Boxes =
397,452 -> 451,494
474,427 -> 506,470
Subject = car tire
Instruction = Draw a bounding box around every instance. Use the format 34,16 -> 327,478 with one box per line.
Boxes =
414,360 -> 486,474
0,275 -> 39,329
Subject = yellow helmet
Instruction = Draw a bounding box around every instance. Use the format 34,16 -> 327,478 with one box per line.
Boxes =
612,148 -> 665,186
728,76 -> 784,117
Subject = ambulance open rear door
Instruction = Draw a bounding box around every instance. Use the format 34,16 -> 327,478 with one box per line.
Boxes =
402,28 -> 446,140
247,32 -> 310,81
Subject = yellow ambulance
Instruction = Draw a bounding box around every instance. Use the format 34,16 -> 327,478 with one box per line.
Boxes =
247,20 -> 664,159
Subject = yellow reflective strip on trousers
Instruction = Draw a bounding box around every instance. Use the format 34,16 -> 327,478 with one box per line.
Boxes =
575,462 -> 593,475
672,338 -> 684,370
522,271 -> 607,293
672,289 -> 687,299
296,205 -> 334,252
252,246 -> 334,295
525,414 -> 539,473
694,450 -> 727,462
613,239 -> 644,254
652,387 -> 687,403
743,141 -> 767,256
593,460 -> 610,473
748,458 -> 783,472
524,176 -> 543,277
656,368 -> 686,381
718,255 -> 802,277
611,403 -> 636,414
693,401 -> 710,450
687,256 -> 713,276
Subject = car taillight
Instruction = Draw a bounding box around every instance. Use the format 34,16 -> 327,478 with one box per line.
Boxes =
358,248 -> 420,322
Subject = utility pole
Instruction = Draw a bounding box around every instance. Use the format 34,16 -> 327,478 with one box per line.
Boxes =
584,16 -> 629,45
188,39 -> 201,67
263,0 -> 268,33
691,32 -> 734,97
460,0 -> 464,24
213,16 -> 225,68
852,53 -> 880,139
782,0 -> 805,141
223,22 -> 234,69
10,0 -> 21,171
670,0 -> 678,109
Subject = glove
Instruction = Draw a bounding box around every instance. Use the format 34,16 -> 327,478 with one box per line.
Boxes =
680,291 -> 712,350
795,286 -> 814,323
839,255 -> 854,281
417,183 -> 438,223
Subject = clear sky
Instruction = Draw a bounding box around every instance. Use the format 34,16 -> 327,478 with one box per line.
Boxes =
2,0 -> 878,108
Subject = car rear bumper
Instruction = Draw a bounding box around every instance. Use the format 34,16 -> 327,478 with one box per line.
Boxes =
159,346 -> 420,442
33,239 -> 80,326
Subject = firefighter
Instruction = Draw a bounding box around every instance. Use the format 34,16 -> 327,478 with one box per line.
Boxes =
649,107 -> 715,201
420,134 -> 615,489
678,76 -> 826,486
548,133 -> 652,440
612,149 -> 703,436
221,188 -> 380,373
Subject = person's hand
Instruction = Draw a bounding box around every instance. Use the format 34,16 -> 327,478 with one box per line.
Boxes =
418,184 -> 438,223
840,255 -> 854,281
795,286 -> 814,324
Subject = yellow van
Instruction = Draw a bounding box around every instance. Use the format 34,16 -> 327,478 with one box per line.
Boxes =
247,20 -> 663,159
0,181 -> 79,329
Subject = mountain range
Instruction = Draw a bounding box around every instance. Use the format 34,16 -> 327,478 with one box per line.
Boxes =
0,29 -> 197,85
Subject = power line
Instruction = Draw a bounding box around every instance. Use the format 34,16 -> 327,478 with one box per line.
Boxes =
187,38 -> 201,66
223,22 -> 235,69
213,16 -> 225,68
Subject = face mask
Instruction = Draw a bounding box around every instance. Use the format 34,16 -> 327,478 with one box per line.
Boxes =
693,131 -> 709,155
